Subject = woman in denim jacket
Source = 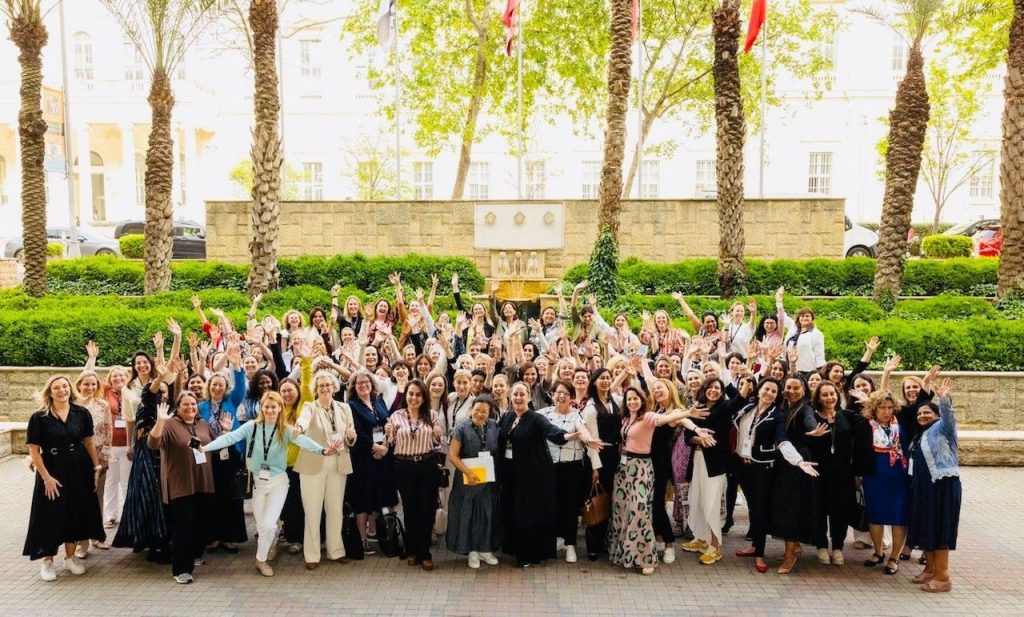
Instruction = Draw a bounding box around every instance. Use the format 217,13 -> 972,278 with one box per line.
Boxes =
907,378 -> 961,594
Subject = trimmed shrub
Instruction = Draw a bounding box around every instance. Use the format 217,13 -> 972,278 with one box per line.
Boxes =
922,234 -> 972,258
47,243 -> 63,257
119,234 -> 144,259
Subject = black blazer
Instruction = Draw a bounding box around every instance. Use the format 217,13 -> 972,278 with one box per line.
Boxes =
685,395 -> 746,479
733,403 -> 785,465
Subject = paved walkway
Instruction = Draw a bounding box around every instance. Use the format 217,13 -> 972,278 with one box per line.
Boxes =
1,458 -> 1020,616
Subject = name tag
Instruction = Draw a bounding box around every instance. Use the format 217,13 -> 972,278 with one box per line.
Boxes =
258,465 -> 271,481
219,449 -> 229,461
907,457 -> 914,477
114,419 -> 126,429
192,449 -> 207,465
504,447 -> 513,460
331,432 -> 343,448
619,454 -> 627,466
372,428 -> 385,444
740,440 -> 753,459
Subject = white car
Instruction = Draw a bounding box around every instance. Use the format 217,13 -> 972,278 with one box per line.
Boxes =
844,217 -> 878,258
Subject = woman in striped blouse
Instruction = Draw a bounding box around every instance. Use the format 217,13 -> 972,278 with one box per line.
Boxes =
385,379 -> 444,571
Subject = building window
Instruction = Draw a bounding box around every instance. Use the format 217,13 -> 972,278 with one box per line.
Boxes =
302,161 -> 324,200
73,32 -> 94,88
891,33 -> 908,79
135,152 -> 146,207
124,39 -> 145,92
413,162 -> 433,199
695,159 -> 716,197
0,155 -> 7,205
525,160 -> 546,198
640,159 -> 660,199
969,151 -> 996,200
299,40 -> 322,79
581,160 -> 600,199
807,152 -> 833,195
468,161 -> 490,200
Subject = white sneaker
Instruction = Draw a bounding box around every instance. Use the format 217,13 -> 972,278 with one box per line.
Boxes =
65,556 -> 86,575
173,573 -> 194,584
656,540 -> 666,552
832,549 -> 844,565
565,546 -> 577,563
40,561 -> 57,582
480,552 -> 499,565
468,551 -> 481,569
817,548 -> 831,564
556,537 -> 565,552
662,547 -> 676,564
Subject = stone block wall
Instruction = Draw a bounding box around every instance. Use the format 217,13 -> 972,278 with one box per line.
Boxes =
206,199 -> 845,277
0,259 -> 18,289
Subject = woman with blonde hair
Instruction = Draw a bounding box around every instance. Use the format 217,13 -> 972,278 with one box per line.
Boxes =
203,391 -> 341,576
73,369 -> 112,556
23,375 -> 106,581
101,363 -> 133,529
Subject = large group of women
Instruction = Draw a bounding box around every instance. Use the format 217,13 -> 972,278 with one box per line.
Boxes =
22,274 -> 962,592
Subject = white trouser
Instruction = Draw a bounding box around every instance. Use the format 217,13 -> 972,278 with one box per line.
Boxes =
252,473 -> 290,561
854,527 -> 892,545
299,466 -> 347,563
688,450 -> 727,546
103,446 -> 131,522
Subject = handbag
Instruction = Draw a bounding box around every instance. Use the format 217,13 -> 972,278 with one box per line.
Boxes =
581,481 -> 611,527
434,451 -> 451,489
342,502 -> 364,560
851,485 -> 869,532
229,429 -> 256,501
377,509 -> 406,558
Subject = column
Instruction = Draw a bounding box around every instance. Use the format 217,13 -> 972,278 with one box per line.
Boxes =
171,124 -> 182,213
120,122 -> 136,221
76,125 -> 92,226
183,126 -> 198,218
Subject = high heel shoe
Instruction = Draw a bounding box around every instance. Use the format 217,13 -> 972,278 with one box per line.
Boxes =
777,555 -> 797,574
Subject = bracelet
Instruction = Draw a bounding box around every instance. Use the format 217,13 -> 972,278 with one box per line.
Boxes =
93,464 -> 102,471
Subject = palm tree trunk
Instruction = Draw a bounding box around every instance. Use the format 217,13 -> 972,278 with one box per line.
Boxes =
998,0 -> 1024,298
596,0 -> 633,240
713,0 -> 747,298
872,44 -> 930,300
452,0 -> 490,200
247,0 -> 282,298
10,9 -> 49,297
143,67 -> 175,295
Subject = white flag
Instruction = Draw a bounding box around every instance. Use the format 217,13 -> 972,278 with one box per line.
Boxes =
376,0 -> 395,48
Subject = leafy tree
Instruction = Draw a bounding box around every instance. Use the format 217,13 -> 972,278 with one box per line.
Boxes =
228,159 -> 305,200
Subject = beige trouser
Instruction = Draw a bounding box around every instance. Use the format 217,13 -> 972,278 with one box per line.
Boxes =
299,465 -> 347,563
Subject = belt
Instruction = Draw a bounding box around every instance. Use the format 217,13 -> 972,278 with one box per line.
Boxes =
47,444 -> 77,455
624,452 -> 651,459
395,454 -> 432,462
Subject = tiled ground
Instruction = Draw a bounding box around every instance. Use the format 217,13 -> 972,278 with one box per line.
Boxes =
1,457 -> 1020,616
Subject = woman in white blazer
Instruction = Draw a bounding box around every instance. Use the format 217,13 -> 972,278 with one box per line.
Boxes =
294,371 -> 357,569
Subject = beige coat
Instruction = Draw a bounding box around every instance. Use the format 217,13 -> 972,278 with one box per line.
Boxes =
294,399 -> 355,475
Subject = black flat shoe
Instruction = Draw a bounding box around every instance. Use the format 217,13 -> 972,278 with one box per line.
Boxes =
884,559 -> 899,575
863,553 -> 885,567
918,556 -> 927,565
222,544 -> 240,554
588,553 -> 598,562
899,552 -> 910,561
721,520 -> 734,534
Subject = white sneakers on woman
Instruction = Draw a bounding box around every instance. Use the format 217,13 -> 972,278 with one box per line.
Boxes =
662,547 -> 676,564
565,546 -> 578,563
39,561 -> 56,582
468,551 -> 499,569
255,560 -> 274,577
479,552 -> 499,565
65,556 -> 86,575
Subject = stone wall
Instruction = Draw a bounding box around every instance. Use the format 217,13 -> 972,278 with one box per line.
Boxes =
1,366 -> 1020,427
0,259 -> 18,289
205,199 -> 845,277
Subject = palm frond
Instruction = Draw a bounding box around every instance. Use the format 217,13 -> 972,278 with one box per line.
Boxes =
98,0 -> 218,75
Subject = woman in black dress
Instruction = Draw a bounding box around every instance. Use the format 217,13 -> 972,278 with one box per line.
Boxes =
582,368 -> 621,560
24,375 -> 106,581
497,382 -> 597,567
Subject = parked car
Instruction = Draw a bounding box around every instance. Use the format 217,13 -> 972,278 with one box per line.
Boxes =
113,219 -> 207,259
972,225 -> 1002,257
844,216 -> 878,257
944,218 -> 1001,238
2,226 -> 121,261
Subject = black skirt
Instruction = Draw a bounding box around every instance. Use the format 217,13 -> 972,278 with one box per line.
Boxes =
346,446 -> 399,514
208,447 -> 248,543
112,437 -> 169,550
23,449 -> 105,560
769,454 -> 821,545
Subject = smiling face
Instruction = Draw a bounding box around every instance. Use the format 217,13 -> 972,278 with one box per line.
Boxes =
816,383 -> 838,411
807,372 -> 822,391
903,380 -> 922,403
757,381 -> 778,406
625,389 -> 644,415
354,374 -> 372,399
541,307 -> 556,325
770,361 -> 786,381
502,302 -> 516,320
405,383 -> 424,410
702,363 -> 719,381
416,357 -> 432,378
728,356 -> 744,373
341,327 -> 355,345
552,383 -> 572,407
784,378 -> 805,404
730,302 -> 745,323
572,371 -> 589,392
470,400 -> 490,426
651,380 -> 668,405
403,345 -> 416,364
798,311 -> 814,328
702,314 -> 718,333
243,355 -> 259,377
346,297 -> 361,317
393,363 -> 410,383
375,301 -> 390,318
453,374 -> 470,396
471,303 -> 485,319
594,371 -> 612,393
315,376 -> 335,400
522,343 -> 536,361
177,394 -> 199,423
614,314 -> 628,330
511,383 -> 530,411
916,403 -> 938,428
828,364 -> 844,384
763,317 -> 777,334
471,374 -> 485,394
428,375 -> 446,399
187,375 -> 205,398
280,381 -> 299,407
854,375 -> 874,395
655,359 -> 672,379
108,367 -> 128,390
557,362 -> 574,382
522,366 -> 538,387
261,397 -> 281,425
703,380 -> 723,403
134,354 -> 152,378
286,312 -> 302,329
491,375 -> 508,400
78,375 -> 99,399
685,371 -> 702,393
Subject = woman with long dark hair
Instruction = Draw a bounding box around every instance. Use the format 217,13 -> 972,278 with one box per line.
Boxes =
582,368 -> 621,560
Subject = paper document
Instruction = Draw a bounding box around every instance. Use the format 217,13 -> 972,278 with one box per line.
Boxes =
461,453 -> 496,483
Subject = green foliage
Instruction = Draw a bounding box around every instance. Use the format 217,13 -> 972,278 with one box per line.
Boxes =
227,159 -> 307,200
858,222 -> 954,236
921,234 -> 973,258
588,226 -> 619,304
118,234 -> 145,259
46,243 -> 63,258
44,254 -> 485,297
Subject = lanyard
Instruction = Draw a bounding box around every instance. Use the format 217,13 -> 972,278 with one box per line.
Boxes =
260,423 -> 277,460
317,401 -> 337,433
177,417 -> 197,438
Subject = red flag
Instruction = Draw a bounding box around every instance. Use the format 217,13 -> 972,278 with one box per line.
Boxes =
744,0 -> 766,53
631,0 -> 640,41
502,0 -> 520,57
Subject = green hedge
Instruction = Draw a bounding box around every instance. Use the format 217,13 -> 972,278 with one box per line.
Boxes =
922,234 -> 973,258
564,256 -> 998,296
47,243 -> 63,257
0,289 -> 1016,369
859,222 -> 955,236
45,253 -> 485,296
118,234 -> 145,259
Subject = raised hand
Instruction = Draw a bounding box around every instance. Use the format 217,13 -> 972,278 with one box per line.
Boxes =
925,364 -> 942,384
167,318 -> 182,338
739,379 -> 754,399
388,271 -> 401,287
775,286 -> 785,302
574,279 -> 589,291
451,272 -> 459,289
331,284 -> 341,296
848,389 -> 869,403
671,291 -> 683,302
865,336 -> 880,353
883,354 -> 901,373
431,273 -> 439,288
936,377 -> 955,398
491,280 -> 500,294
219,413 -> 233,433
747,298 -> 757,313
156,402 -> 172,422
415,287 -> 425,302
553,282 -> 563,296
586,293 -> 597,307
191,294 -> 202,310
86,340 -> 99,359
187,331 -> 199,350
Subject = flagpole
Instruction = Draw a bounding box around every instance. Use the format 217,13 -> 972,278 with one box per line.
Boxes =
58,0 -> 81,256
393,0 -> 401,199
758,10 -> 767,198
636,2 -> 644,199
516,1 -> 523,199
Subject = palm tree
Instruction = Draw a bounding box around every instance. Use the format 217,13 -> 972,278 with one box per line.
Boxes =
596,0 -> 633,241
868,0 -> 943,300
100,0 -> 218,294
2,0 -> 48,297
712,0 -> 746,297
997,0 -> 1023,297
246,0 -> 281,297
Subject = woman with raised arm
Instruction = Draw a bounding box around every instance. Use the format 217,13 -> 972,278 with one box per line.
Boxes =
73,368 -> 111,556
23,375 -> 105,581
204,391 -> 341,576
674,294 -> 721,350
907,378 -> 961,593
609,387 -> 704,575
446,397 -> 501,569
101,363 -> 133,529
786,308 -> 826,376
279,340 -> 316,555
720,300 -> 758,356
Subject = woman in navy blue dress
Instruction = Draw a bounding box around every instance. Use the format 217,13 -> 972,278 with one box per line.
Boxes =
859,391 -> 910,575
907,378 -> 962,593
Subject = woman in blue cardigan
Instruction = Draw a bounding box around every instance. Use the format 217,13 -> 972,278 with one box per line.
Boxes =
907,378 -> 961,593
